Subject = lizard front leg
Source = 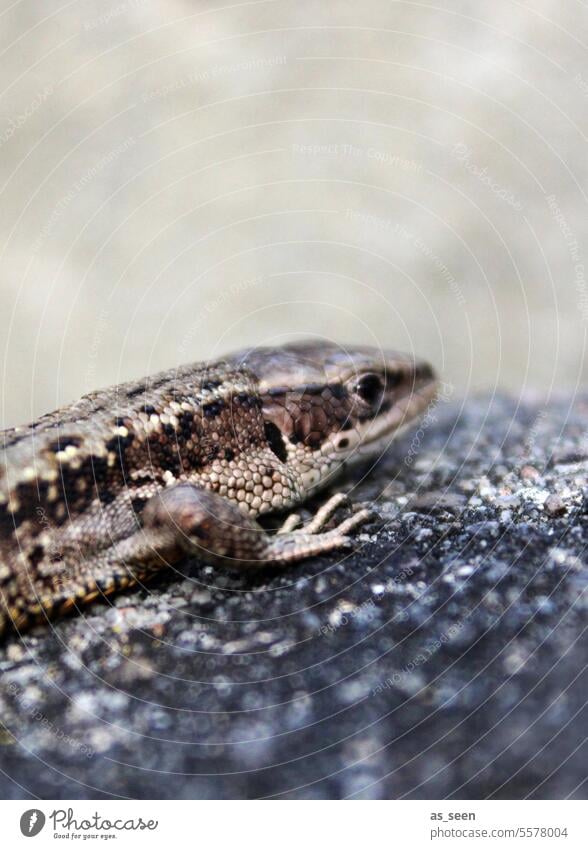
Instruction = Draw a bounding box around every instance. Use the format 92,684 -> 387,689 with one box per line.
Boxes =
141,483 -> 373,567
1,485 -> 372,634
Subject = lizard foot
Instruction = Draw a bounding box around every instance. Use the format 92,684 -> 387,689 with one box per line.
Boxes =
277,492 -> 374,535
278,492 -> 350,535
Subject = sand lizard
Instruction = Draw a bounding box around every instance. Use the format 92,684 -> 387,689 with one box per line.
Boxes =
0,341 -> 437,635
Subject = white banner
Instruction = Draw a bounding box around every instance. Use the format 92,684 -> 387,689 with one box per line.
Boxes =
0,800 -> 585,848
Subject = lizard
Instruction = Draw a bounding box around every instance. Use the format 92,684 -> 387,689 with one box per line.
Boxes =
0,341 -> 437,635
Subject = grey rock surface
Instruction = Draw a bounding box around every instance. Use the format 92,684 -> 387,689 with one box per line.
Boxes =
1,394 -> 587,799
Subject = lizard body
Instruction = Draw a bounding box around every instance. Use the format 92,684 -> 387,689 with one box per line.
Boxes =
0,341 -> 437,634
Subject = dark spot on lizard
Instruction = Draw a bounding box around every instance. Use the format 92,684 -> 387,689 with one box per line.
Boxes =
105,436 -> 134,480
202,400 -> 226,418
201,379 -> 222,391
130,496 -> 149,516
89,456 -> 109,485
161,446 -> 183,477
106,432 -> 134,453
48,435 -> 84,452
0,505 -> 16,536
235,392 -> 262,409
264,422 -> 288,463
28,545 -> 46,568
179,411 -> 195,438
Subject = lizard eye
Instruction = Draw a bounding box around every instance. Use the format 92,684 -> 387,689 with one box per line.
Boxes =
353,373 -> 385,405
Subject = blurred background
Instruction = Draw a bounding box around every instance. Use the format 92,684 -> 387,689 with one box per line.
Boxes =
0,0 -> 587,427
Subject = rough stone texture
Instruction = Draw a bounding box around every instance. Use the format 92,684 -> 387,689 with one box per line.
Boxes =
1,394 -> 587,799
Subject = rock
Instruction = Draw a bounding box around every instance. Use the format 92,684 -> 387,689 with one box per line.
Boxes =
544,494 -> 566,517
0,393 -> 587,799
409,492 -> 468,515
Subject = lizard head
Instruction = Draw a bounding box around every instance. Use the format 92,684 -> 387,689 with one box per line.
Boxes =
228,341 -> 439,493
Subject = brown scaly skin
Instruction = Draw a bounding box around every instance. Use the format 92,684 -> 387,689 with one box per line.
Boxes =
0,341 -> 437,635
